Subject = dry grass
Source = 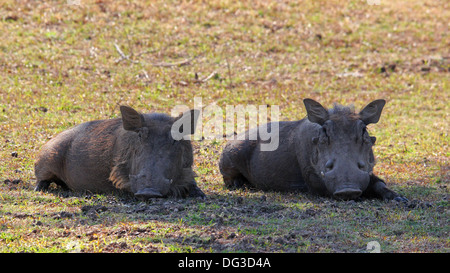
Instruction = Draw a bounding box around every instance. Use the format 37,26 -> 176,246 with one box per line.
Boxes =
0,0 -> 448,253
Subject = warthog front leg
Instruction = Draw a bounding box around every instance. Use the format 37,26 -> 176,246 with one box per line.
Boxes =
364,174 -> 408,202
188,184 -> 206,199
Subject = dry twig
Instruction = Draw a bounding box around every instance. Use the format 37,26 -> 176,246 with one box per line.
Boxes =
152,58 -> 192,67
114,43 -> 193,68
196,71 -> 217,83
114,43 -> 139,64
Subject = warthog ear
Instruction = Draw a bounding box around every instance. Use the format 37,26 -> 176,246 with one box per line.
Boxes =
171,109 -> 201,140
120,106 -> 145,132
359,99 -> 386,125
303,98 -> 329,125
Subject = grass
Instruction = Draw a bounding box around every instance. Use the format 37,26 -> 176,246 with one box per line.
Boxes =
0,0 -> 449,253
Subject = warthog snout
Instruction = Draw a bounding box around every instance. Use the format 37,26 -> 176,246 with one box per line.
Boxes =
333,188 -> 362,200
132,175 -> 173,199
134,188 -> 164,199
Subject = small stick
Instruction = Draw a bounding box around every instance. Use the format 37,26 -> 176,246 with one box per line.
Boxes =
135,49 -> 157,57
152,58 -> 192,67
114,43 -> 139,64
196,71 -> 217,83
141,69 -> 150,80
114,43 -> 127,60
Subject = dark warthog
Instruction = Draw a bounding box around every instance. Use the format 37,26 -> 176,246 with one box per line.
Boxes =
219,99 -> 407,201
35,106 -> 205,199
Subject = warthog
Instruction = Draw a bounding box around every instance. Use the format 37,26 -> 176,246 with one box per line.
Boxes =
35,106 -> 205,199
219,99 -> 407,201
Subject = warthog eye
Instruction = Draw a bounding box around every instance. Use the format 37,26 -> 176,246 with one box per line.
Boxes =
325,159 -> 334,171
317,126 -> 330,145
361,126 -> 372,144
358,161 -> 366,170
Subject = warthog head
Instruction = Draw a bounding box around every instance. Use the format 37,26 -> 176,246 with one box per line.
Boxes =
304,99 -> 386,200
115,106 -> 200,199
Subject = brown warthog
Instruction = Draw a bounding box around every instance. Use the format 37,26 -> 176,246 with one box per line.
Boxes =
35,106 -> 205,199
219,99 -> 407,201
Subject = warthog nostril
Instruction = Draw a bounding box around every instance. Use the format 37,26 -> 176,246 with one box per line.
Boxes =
333,188 -> 362,200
